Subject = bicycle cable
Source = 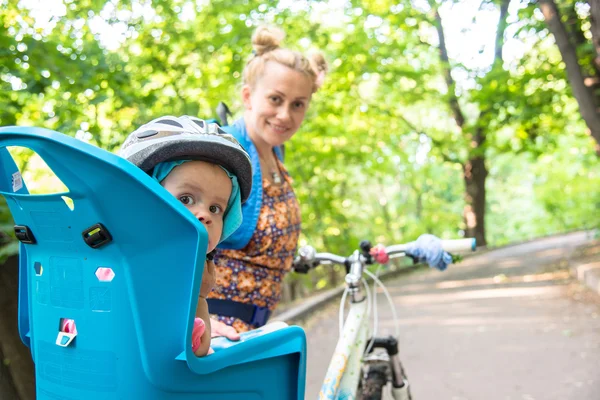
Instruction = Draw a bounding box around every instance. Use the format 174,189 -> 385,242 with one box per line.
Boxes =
364,269 -> 400,338
366,263 -> 383,354
363,276 -> 377,356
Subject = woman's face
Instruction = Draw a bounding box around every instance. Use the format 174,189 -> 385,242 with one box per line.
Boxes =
242,61 -> 313,149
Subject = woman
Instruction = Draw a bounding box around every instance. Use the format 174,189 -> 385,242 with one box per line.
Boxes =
207,25 -> 328,338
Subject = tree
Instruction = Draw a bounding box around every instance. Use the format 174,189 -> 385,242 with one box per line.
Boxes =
538,0 -> 600,155
418,0 -> 586,245
0,2 -> 599,397
407,0 -> 511,246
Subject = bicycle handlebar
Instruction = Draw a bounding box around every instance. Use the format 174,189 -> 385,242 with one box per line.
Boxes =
293,238 -> 476,273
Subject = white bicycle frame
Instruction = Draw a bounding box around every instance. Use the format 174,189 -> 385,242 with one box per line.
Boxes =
314,247 -> 395,400
319,294 -> 369,399
309,238 -> 476,400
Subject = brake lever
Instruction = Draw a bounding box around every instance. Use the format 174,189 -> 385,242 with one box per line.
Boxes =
293,245 -> 318,274
293,261 -> 312,274
359,240 -> 374,265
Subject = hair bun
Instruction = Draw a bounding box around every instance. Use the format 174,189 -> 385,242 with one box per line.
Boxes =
309,52 -> 328,91
251,26 -> 284,56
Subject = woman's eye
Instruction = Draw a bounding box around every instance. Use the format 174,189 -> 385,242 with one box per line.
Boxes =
269,96 -> 281,104
209,205 -> 223,215
179,195 -> 194,205
293,101 -> 305,109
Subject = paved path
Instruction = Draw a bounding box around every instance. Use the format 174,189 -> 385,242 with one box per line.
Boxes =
301,232 -> 600,399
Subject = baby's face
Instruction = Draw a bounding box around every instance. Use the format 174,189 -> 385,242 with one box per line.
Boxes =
161,161 -> 232,253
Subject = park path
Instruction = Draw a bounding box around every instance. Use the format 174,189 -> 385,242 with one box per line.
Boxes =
302,231 -> 600,399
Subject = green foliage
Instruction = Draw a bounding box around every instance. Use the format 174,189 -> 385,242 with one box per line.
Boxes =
0,0 -> 598,294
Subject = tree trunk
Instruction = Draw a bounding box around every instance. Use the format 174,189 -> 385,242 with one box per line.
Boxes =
288,279 -> 298,301
281,281 -> 292,304
432,4 -> 499,246
433,8 -> 465,128
0,345 -> 20,400
0,254 -> 35,400
463,129 -> 488,246
589,0 -> 600,70
564,2 -> 600,89
540,0 -> 600,155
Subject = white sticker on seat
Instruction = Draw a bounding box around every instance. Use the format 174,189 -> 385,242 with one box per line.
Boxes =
12,171 -> 23,192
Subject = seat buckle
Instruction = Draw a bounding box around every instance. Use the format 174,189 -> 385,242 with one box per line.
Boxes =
14,225 -> 36,244
82,223 -> 112,248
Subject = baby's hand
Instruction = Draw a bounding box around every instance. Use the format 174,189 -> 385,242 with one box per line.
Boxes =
200,260 -> 216,298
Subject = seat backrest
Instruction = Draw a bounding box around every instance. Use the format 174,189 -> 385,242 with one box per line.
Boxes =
0,126 -> 306,400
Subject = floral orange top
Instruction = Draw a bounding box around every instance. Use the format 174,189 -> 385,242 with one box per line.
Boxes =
209,160 -> 301,332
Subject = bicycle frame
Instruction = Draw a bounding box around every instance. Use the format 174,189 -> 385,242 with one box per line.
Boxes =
297,238 -> 475,400
315,248 -> 379,400
319,295 -> 369,399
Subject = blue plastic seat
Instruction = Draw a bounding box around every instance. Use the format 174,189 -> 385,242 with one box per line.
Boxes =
0,126 -> 306,400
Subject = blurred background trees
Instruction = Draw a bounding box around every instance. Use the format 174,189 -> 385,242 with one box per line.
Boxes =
1,1 -> 599,397
1,0 -> 599,299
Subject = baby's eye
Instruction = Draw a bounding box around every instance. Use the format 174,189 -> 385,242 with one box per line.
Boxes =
209,204 -> 224,215
179,195 -> 195,206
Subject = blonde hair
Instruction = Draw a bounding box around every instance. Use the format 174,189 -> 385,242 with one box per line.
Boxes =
242,26 -> 328,93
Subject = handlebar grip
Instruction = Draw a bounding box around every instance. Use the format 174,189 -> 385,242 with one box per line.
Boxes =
440,238 -> 476,253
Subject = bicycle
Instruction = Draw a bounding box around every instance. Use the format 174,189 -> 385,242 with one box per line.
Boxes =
292,237 -> 476,400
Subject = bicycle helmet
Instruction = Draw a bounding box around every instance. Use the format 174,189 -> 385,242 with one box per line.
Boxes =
119,115 -> 252,202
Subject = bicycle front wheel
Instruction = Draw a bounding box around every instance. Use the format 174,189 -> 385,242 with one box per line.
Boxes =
359,363 -> 388,400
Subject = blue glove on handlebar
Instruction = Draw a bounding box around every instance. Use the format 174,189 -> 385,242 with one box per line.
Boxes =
405,234 -> 453,271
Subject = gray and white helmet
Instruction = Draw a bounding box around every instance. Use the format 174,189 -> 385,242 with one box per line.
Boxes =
120,115 -> 252,202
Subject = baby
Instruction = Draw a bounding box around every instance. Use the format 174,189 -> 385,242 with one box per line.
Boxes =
152,159 -> 232,356
61,116 -> 252,357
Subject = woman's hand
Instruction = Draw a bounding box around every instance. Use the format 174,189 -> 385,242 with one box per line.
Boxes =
405,234 -> 453,271
210,318 -> 241,341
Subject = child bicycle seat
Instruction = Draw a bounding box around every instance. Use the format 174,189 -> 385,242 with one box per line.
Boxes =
0,126 -> 306,400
